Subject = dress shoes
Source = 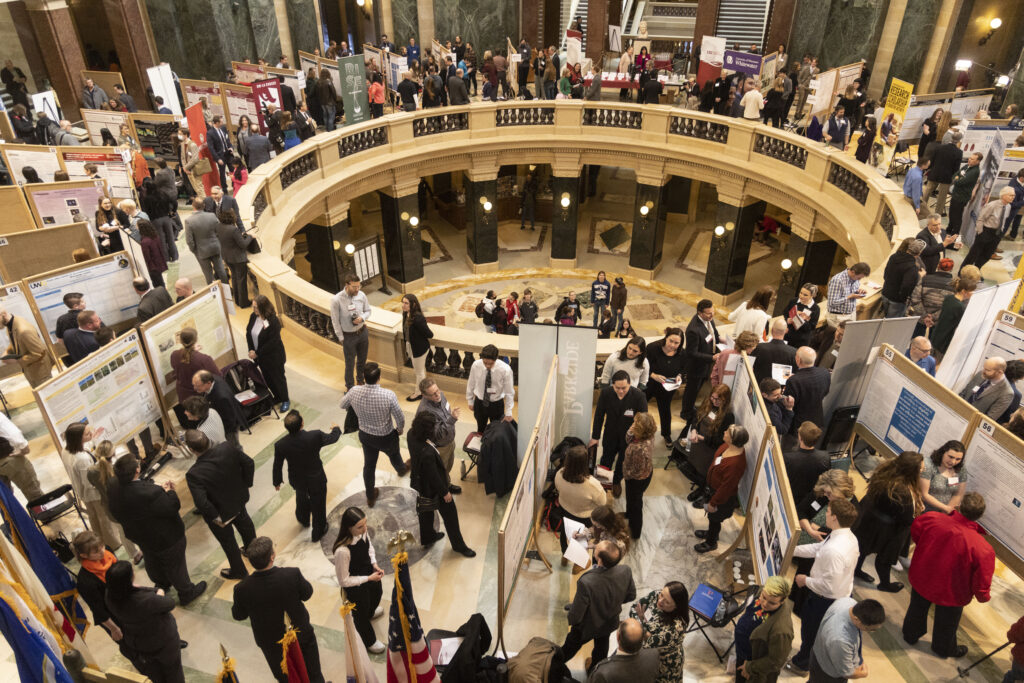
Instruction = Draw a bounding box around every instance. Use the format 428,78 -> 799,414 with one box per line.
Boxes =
449,484 -> 462,494
453,547 -> 476,558
367,487 -> 380,507
178,581 -> 207,606
422,532 -> 445,547
220,569 -> 247,580
694,541 -> 718,553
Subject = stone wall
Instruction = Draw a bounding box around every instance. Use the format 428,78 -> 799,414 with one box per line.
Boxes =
433,0 -> 517,57
787,0 -> 887,71
885,0 -> 943,94
391,0 -> 419,50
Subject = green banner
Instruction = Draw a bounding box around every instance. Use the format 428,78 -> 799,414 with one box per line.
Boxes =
338,55 -> 371,126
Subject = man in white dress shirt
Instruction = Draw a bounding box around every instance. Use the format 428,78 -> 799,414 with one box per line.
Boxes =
465,344 -> 515,433
0,412 -> 43,501
787,497 -> 860,675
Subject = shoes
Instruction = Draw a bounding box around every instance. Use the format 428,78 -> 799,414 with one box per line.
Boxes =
612,483 -> 622,498
878,581 -> 904,593
132,551 -> 144,565
663,436 -> 673,448
449,484 -> 462,494
406,395 -> 422,402
372,606 -> 385,619
563,603 -> 571,611
785,660 -> 809,675
695,529 -> 707,539
368,640 -> 386,654
992,254 -> 1003,260
854,569 -> 876,583
996,247 -> 1004,252
367,487 -> 380,507
220,569 -> 247,580
561,557 -> 569,567
686,488 -> 704,503
178,581 -> 207,606
400,459 -> 412,475
422,532 -> 445,547
280,401 -> 290,412
903,635 -> 919,645
694,541 -> 718,553
454,547 -> 477,558
180,640 -> 188,649
520,225 -> 525,230
692,498 -> 706,509
949,645 -> 968,658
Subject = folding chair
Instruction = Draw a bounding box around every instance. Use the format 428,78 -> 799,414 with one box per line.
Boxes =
221,359 -> 280,431
26,485 -> 88,534
686,582 -> 756,662
460,432 -> 481,481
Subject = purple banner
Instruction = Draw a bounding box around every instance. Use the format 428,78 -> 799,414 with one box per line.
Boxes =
723,50 -> 762,75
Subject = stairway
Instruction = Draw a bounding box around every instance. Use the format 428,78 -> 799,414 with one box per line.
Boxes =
714,0 -> 770,51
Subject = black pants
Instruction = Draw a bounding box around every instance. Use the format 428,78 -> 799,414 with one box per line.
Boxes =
125,427 -> 158,459
808,650 -> 847,683
208,507 -> 256,576
259,628 -> 324,683
961,228 -> 1000,271
704,497 -> 737,544
149,269 -> 165,289
227,261 -> 250,307
562,624 -> 612,670
473,400 -> 504,433
625,475 -> 652,539
680,374 -> 709,425
792,590 -> 836,669
258,356 -> 289,403
418,497 -> 469,550
342,327 -> 369,389
559,510 -> 591,552
599,436 -> 628,484
358,430 -> 405,495
141,536 -> 198,597
295,478 -> 328,541
647,382 -> 676,441
345,581 -> 383,647
135,640 -> 185,683
902,587 -> 964,656
947,198 -> 967,234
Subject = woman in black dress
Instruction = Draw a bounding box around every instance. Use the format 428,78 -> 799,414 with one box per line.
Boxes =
332,507 -> 386,653
853,450 -> 923,592
246,294 -> 289,411
782,283 -> 820,349
856,115 -> 877,164
402,293 -> 433,401
646,327 -> 687,446
680,384 -> 735,490
95,195 -> 130,254
104,560 -> 185,683
407,411 -> 476,557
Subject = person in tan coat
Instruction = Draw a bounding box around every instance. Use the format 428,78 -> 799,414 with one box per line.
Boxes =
0,308 -> 53,387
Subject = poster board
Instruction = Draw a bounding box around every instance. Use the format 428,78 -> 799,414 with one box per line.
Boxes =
138,283 -> 237,407
0,284 -> 51,365
181,79 -> 226,123
338,55 -> 371,126
298,51 -> 319,85
24,252 -> 139,348
363,45 -> 384,79
855,345 -> 974,458
59,146 -> 135,201
265,65 -> 303,100
808,68 -> 838,121
0,144 -> 66,185
231,62 -> 267,85
745,429 -> 798,583
962,132 -> 1007,246
758,52 -> 778,91
980,310 -> 1024,365
251,78 -> 284,134
33,331 -> 164,454
318,56 -> 342,98
516,324 -> 559,463
963,417 -> 1024,576
498,429 -> 538,624
935,280 -> 1020,393
146,63 -> 182,117
129,113 -> 180,162
81,71 -> 126,106
834,62 -> 863,101
950,90 -> 993,120
872,78 -> 914,175
81,109 -> 130,146
222,84 -> 258,134
533,359 -> 557,510
387,53 -> 407,94
995,149 -> 1024,194
961,121 -> 1024,162
732,353 -> 769,511
0,186 -> 37,235
0,223 -> 98,284
23,179 -> 108,229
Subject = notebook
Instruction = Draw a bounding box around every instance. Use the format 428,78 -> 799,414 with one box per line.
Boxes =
689,583 -> 724,620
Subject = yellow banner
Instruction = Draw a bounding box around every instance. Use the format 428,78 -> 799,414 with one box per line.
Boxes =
871,78 -> 914,173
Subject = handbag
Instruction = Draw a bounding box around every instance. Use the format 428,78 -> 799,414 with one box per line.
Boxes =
245,232 -> 262,254
416,495 -> 439,514
191,157 -> 213,176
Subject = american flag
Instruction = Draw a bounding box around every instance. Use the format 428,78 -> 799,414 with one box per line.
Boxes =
386,554 -> 441,683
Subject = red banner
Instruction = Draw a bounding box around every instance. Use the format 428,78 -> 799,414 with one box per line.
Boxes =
251,78 -> 283,134
184,102 -> 217,195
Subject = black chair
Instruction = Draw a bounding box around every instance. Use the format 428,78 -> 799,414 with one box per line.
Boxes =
686,583 -> 756,662
220,358 -> 279,431
26,485 -> 88,534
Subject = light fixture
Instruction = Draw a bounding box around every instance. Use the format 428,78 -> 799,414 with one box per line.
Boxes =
345,243 -> 355,254
483,201 -> 492,212
639,205 -> 649,216
560,193 -> 571,209
980,18 -> 1002,45
333,240 -> 341,251
409,216 -> 419,227
356,0 -> 365,6
955,59 -> 972,71
990,17 -> 1002,29
781,258 -> 793,270
725,221 -> 735,232
714,225 -> 725,236
997,75 -> 1010,87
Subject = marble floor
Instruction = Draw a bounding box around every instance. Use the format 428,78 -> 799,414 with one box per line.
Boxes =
1,208 -> 1022,683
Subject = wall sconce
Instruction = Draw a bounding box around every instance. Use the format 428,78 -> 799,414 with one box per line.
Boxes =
638,201 -> 653,230
401,211 -> 419,237
781,258 -> 793,270
479,196 -> 493,225
345,243 -> 355,254
713,225 -> 725,237
955,59 -> 972,71
997,75 -> 1010,87
979,17 -> 1002,45
559,192 -> 571,221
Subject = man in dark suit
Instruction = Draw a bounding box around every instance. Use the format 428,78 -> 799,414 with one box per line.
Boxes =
782,347 -> 832,444
783,421 -> 830,502
173,278 -> 193,303
244,125 -> 273,170
563,541 -> 636,673
231,537 -> 324,683
54,292 -> 86,341
133,278 -> 173,323
62,310 -> 101,364
916,213 -> 957,274
107,453 -> 207,604
193,369 -> 246,446
277,77 -> 297,113
185,429 -> 256,580
272,411 -> 341,542
203,185 -> 244,232
448,69 -> 470,105
680,299 -> 720,430
112,83 -> 137,112
185,198 -> 227,285
751,318 -> 797,383
589,370 -> 647,498
958,357 -> 1014,420
588,618 -> 660,683
215,219 -> 252,308
206,115 -> 232,188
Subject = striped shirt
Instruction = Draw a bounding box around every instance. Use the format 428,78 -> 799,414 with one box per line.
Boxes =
827,270 -> 860,315
340,384 -> 405,436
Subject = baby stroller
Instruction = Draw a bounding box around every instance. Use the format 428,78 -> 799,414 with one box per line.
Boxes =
220,358 -> 279,431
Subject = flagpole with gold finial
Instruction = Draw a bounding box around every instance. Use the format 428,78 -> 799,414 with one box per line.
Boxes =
218,643 -> 240,682
339,600 -> 367,683
388,530 -> 416,677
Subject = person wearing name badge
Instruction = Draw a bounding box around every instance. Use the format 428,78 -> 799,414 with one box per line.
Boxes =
693,424 -> 748,553
783,422 -> 830,504
782,284 -> 819,349
760,378 -> 794,436
591,370 -> 648,498
918,440 -> 967,515
623,413 -> 656,539
958,357 -> 1014,420
554,446 -> 606,557
792,470 -> 858,615
680,384 -> 734,491
330,273 -> 373,391
905,336 -> 936,376
782,347 -> 831,437
600,337 -> 650,390
465,344 -> 515,434
711,331 -> 758,389
680,300 -> 720,433
415,380 -> 462,494
645,328 -> 686,447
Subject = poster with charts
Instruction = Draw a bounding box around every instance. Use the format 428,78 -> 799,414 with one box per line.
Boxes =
731,353 -> 767,510
59,148 -> 134,201
182,81 -> 225,122
0,284 -> 42,356
139,284 -> 235,399
25,253 -> 138,343
981,311 -> 1024,366
222,85 -> 258,134
964,419 -> 1024,565
533,359 -> 557,511
748,432 -> 796,583
24,180 -> 107,228
0,145 -> 65,185
34,331 -> 161,448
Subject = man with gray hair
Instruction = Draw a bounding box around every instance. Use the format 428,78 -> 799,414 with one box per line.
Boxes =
880,238 -> 925,318
448,68 -> 470,105
916,213 -> 957,274
782,347 -> 831,446
923,131 -> 964,215
961,185 -> 1017,272
588,618 -> 660,682
55,120 -> 80,146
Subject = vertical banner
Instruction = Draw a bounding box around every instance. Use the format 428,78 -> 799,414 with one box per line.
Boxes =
554,326 -> 599,445
516,323 -> 559,463
872,78 -> 914,176
184,103 -> 216,195
697,35 -> 726,87
146,64 -> 182,117
961,133 -> 1007,247
566,30 -> 582,69
251,78 -> 284,134
338,55 -> 371,126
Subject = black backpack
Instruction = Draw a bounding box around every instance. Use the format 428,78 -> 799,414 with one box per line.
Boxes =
475,300 -> 494,325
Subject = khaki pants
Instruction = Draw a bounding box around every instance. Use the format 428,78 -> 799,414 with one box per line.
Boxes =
922,180 -> 950,215
406,343 -> 428,389
86,503 -> 138,556
437,440 -> 455,473
0,455 -> 43,501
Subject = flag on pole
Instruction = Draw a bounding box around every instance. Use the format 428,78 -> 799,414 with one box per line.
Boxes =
340,601 -> 379,683
386,552 -> 440,683
218,643 -> 241,682
279,625 -> 310,683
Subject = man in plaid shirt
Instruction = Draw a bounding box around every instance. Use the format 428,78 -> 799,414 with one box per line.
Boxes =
825,262 -> 871,326
340,362 -> 409,507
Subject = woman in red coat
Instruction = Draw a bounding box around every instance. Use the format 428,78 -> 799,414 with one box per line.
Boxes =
694,424 -> 748,553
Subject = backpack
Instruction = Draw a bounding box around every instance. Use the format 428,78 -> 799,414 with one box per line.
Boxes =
476,300 -> 494,325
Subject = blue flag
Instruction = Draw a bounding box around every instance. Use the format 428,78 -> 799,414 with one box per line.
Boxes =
0,591 -> 74,683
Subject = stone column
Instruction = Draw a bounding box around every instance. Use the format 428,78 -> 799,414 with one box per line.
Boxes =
586,0 -> 607,61
917,0 -> 963,94
628,174 -> 669,278
464,170 -> 499,272
304,204 -> 350,294
867,0 -> 909,101
379,182 -> 424,292
378,0 -> 394,43
550,173 -> 582,267
25,0 -> 89,120
693,0 -> 720,52
522,0 -> 540,46
703,182 -> 762,304
273,0 -> 295,63
6,2 -> 48,92
765,0 -> 798,55
101,0 -> 158,102
416,0 -> 434,51
773,210 -> 838,316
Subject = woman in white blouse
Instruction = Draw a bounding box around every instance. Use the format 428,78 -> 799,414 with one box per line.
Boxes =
600,337 -> 650,390
727,285 -> 774,340
60,423 -> 123,551
333,507 -> 386,653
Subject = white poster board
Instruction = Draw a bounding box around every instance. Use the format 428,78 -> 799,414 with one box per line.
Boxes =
935,280 -> 1020,393
555,326 -> 599,446
981,310 -> 1024,364
994,149 -> 1024,194
0,146 -> 64,185
517,323 -> 559,464
950,92 -> 994,120
0,284 -> 40,354
81,110 -> 131,146
748,432 -> 796,583
732,353 -> 767,510
809,68 -> 838,121
25,253 -> 139,343
59,147 -> 135,201
31,91 -> 60,121
961,121 -> 1024,162
965,418 -> 1024,565
33,331 -> 161,447
498,435 -> 537,621
534,360 -> 557,510
181,81 -> 225,122
701,36 -> 726,67
139,285 -> 235,398
147,64 -> 182,117
857,346 -> 973,457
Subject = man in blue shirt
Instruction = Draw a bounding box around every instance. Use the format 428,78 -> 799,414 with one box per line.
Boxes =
809,597 -> 886,682
904,157 -> 929,215
590,271 -> 611,326
407,38 -> 420,65
906,336 -> 936,376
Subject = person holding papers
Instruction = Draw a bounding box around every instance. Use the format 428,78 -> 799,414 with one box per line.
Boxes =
645,328 -> 686,447
782,284 -> 820,349
693,425 -> 748,553
678,384 -> 735,490
554,446 -> 606,557
782,347 -> 831,439
710,330 -> 758,388
680,300 -> 721,433
751,318 -> 797,384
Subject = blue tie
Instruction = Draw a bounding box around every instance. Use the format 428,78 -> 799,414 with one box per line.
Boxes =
969,380 -> 990,404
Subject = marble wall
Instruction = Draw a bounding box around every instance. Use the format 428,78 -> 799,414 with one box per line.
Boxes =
433,0 -> 517,57
886,0 -> 942,93
286,0 -> 322,55
787,0 -> 888,70
391,0 -> 419,50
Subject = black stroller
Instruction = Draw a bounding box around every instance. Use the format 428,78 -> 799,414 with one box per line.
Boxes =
220,358 -> 280,431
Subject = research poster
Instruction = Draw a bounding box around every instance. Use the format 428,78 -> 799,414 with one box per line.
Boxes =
222,85 -> 258,133
81,110 -> 131,146
983,311 -> 1024,362
808,68 -> 838,122
1,146 -> 64,185
251,78 -> 283,134
232,62 -> 266,85
961,133 -> 1006,246
731,355 -> 767,510
995,149 -> 1024,194
26,254 -> 139,342
935,280 -> 1019,392
182,82 -> 225,122
27,181 -> 106,227
516,323 -> 558,463
749,435 -> 794,582
140,285 -> 234,397
534,360 -> 557,510
146,64 -> 182,117
858,347 -> 971,457
873,78 -> 914,175
950,91 -> 994,120
961,121 -> 1024,162
499,442 -> 536,619
0,284 -> 41,354
965,419 -> 1024,562
34,331 -> 162,447
60,148 -> 134,200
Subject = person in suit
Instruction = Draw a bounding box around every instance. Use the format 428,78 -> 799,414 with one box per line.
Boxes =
185,429 -> 256,580
204,185 -> 244,232
0,308 -> 53,387
215,211 -> 252,308
448,68 -> 470,104
133,278 -> 173,323
680,299 -> 720,432
206,115 -> 232,188
62,310 -> 102,364
54,292 -> 87,341
782,347 -> 832,445
245,125 -> 273,170
959,357 -> 1014,420
273,410 -> 341,542
107,453 -> 207,604
185,198 -> 227,285
562,541 -> 637,672
783,422 -> 829,503
232,537 -> 324,683
588,618 -> 660,683
104,561 -> 186,683
153,157 -> 178,208
751,318 -> 798,383
590,370 -> 648,498
192,369 -> 246,446
246,295 -> 289,410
